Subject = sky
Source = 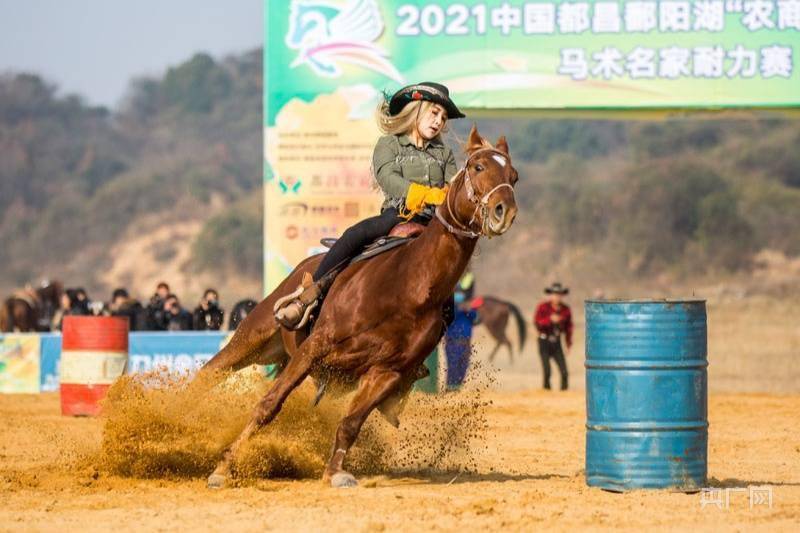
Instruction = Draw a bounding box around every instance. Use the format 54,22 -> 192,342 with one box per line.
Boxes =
0,0 -> 262,108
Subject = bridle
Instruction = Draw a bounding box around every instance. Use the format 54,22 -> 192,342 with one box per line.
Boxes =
435,147 -> 515,239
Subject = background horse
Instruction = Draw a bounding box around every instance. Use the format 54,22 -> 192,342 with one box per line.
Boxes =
475,296 -> 527,364
228,299 -> 257,331
199,125 -> 518,489
0,280 -> 62,332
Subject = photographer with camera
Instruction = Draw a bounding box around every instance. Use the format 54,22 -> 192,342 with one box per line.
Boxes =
108,287 -> 147,330
145,281 -> 171,330
164,293 -> 193,331
193,288 -> 224,330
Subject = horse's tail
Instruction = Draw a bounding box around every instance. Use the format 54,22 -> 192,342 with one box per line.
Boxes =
482,296 -> 528,352
505,300 -> 527,352
1,298 -> 14,332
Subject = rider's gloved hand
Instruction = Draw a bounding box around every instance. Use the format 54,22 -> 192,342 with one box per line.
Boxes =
406,183 -> 448,212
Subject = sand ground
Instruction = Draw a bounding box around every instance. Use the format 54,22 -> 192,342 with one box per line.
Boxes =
1,387 -> 798,532
2,293 -> 799,532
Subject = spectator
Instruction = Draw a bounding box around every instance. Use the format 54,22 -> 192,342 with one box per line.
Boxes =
164,294 -> 193,331
51,291 -> 72,331
51,288 -> 91,330
193,288 -> 224,330
534,282 -> 573,391
75,287 -> 104,316
444,270 -> 479,390
70,287 -> 92,316
145,281 -> 171,330
109,288 -> 147,331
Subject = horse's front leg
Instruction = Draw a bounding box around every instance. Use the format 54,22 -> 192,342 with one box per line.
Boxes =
323,366 -> 402,488
207,350 -> 317,488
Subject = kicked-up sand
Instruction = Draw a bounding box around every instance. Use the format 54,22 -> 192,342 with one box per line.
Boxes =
1,367 -> 798,532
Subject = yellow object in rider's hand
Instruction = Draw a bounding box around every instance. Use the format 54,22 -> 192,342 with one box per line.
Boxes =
424,185 -> 448,206
405,183 -> 447,212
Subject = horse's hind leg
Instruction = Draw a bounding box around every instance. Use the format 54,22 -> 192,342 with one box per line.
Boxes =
202,324 -> 285,375
200,258 -> 320,375
207,350 -> 317,488
487,341 -> 502,363
323,367 -> 402,488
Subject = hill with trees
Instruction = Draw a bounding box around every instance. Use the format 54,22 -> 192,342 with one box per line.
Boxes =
1,48 -> 799,305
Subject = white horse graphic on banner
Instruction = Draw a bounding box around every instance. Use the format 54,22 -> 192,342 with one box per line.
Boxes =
285,0 -> 404,82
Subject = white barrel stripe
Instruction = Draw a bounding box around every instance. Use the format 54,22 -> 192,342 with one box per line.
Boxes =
61,350 -> 128,385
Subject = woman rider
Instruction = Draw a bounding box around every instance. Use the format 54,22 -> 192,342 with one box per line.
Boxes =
275,82 -> 466,329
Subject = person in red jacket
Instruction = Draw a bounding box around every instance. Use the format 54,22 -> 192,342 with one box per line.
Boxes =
534,282 -> 573,390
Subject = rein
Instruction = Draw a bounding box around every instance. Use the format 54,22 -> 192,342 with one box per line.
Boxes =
435,147 -> 515,239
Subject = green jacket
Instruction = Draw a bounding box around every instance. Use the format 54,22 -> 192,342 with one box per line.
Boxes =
372,134 -> 458,213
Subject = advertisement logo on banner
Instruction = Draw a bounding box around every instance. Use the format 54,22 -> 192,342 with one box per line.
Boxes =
278,175 -> 302,194
286,0 -> 404,82
263,87 -> 384,291
0,334 -> 41,393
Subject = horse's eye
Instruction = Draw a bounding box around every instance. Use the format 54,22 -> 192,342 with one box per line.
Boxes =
475,164 -> 484,172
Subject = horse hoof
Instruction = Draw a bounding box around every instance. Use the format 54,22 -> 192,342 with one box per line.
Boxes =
207,473 -> 227,489
330,472 -> 358,488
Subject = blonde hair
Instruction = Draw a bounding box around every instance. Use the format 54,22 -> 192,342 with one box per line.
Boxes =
375,99 -> 448,142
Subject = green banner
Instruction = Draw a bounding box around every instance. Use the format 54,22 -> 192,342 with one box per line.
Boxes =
263,0 -> 799,290
266,0 -> 799,124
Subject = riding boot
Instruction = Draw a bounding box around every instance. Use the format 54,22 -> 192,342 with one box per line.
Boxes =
274,268 -> 339,330
273,273 -> 321,329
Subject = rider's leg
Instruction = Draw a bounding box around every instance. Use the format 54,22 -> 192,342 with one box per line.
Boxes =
313,208 -> 401,280
275,208 -> 401,328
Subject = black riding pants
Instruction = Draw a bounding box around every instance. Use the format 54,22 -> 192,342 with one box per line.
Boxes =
538,338 -> 568,390
313,208 -> 402,280
313,207 -> 454,328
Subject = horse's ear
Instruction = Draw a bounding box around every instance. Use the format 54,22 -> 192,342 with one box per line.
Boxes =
495,135 -> 509,155
466,123 -> 484,154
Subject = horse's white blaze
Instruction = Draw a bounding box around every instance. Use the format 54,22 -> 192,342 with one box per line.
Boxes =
492,154 -> 507,167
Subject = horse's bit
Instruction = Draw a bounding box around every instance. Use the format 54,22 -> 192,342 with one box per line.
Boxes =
435,147 -> 515,239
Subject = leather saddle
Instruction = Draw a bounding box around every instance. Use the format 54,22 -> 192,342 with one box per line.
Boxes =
294,222 -> 425,334
319,222 -> 425,263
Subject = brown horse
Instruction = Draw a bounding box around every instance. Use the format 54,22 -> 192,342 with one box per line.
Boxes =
0,281 -> 63,332
475,296 -> 527,364
200,126 -> 518,489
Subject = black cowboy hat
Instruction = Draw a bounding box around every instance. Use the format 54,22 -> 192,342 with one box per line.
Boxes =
544,282 -> 569,295
388,82 -> 466,119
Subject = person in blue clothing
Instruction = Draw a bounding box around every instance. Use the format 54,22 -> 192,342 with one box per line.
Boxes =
445,271 -> 478,389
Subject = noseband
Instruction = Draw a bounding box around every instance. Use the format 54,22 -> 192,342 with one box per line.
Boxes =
435,147 -> 515,239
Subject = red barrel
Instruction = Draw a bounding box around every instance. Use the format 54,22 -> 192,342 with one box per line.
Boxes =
60,316 -> 128,416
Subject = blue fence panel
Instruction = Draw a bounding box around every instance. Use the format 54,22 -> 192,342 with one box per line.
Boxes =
1,332 -> 231,393
39,333 -> 61,392
126,332 -> 228,374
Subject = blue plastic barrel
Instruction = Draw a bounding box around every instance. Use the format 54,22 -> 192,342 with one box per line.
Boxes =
585,300 -> 708,491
